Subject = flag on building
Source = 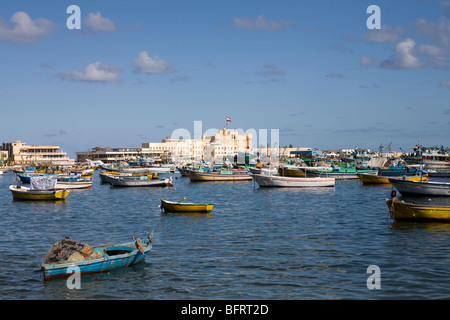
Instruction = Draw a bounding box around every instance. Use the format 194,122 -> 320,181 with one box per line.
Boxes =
226,117 -> 231,122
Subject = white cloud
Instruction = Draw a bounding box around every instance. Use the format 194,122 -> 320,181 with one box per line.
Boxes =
381,38 -> 422,69
233,15 -> 291,31
57,62 -> 122,82
84,12 -> 116,32
416,17 -> 450,48
0,11 -> 55,43
363,25 -> 405,43
360,57 -> 376,67
133,51 -> 175,74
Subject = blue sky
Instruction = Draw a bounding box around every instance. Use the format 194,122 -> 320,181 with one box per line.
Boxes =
1,0 -> 449,158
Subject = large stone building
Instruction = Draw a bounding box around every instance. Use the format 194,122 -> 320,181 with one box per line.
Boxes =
76,128 -> 255,164
1,141 -> 74,165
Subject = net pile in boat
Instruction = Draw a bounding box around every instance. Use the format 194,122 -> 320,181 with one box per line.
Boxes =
43,237 -> 87,264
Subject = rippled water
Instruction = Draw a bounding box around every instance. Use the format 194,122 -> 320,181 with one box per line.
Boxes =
0,171 -> 449,300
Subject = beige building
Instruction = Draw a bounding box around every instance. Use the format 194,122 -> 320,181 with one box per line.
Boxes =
1,141 -> 74,165
77,128 -> 254,164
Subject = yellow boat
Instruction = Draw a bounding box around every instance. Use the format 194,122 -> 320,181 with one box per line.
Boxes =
386,194 -> 450,222
160,199 -> 214,213
9,185 -> 69,201
358,173 -> 428,185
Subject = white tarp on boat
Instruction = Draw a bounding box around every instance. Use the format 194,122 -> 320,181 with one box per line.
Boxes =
30,176 -> 58,190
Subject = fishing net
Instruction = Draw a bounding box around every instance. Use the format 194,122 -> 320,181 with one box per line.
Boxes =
42,237 -> 87,264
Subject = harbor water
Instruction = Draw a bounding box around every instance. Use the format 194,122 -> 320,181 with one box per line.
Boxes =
0,171 -> 449,300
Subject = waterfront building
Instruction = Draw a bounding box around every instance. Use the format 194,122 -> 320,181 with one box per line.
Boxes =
1,141 -> 74,165
77,128 -> 254,164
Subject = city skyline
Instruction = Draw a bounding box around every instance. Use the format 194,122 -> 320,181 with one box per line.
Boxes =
1,1 -> 449,158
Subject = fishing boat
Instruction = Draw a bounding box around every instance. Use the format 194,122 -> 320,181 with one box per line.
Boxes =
358,173 -> 428,185
305,166 -> 377,180
252,173 -> 335,187
99,171 -> 158,183
160,199 -> 214,213
389,179 -> 450,196
188,169 -> 252,182
402,143 -> 450,173
9,185 -> 69,201
41,230 -> 154,280
55,175 -> 93,189
109,175 -> 172,187
386,191 -> 450,222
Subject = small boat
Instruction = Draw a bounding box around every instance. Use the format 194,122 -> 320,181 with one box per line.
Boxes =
389,178 -> 450,196
304,166 -> 378,180
252,173 -> 335,187
386,191 -> 450,222
9,185 -> 69,200
188,170 -> 252,182
357,173 -> 428,185
99,171 -> 158,183
55,175 -> 93,189
109,175 -> 172,187
160,199 -> 214,213
41,230 -> 154,280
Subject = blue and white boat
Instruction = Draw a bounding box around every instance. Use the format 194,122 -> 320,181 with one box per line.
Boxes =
41,230 -> 154,280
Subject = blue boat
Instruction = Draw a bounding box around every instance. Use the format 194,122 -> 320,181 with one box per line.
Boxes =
378,165 -> 427,176
41,230 -> 154,280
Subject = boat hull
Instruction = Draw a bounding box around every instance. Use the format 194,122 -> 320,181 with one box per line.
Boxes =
109,176 -> 171,187
9,185 -> 69,200
252,174 -> 335,187
188,171 -> 252,181
161,199 -> 214,213
42,239 -> 152,280
358,174 -> 428,185
386,199 -> 450,222
389,179 -> 450,196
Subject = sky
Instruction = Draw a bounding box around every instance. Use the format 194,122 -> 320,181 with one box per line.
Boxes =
0,0 -> 449,158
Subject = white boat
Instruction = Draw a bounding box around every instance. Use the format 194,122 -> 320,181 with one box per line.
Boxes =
252,173 -> 335,187
55,175 -> 93,189
109,175 -> 172,187
389,178 -> 450,196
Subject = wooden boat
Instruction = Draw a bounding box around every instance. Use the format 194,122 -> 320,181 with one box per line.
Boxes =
252,173 -> 335,187
386,192 -> 450,222
357,173 -> 428,185
55,176 -> 93,189
389,178 -> 450,196
41,230 -> 154,280
9,185 -> 69,200
99,171 -> 157,183
160,199 -> 214,213
304,166 -> 377,180
109,175 -> 172,187
188,170 -> 252,182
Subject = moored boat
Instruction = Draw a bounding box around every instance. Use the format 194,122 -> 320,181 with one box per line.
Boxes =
252,173 -> 335,187
55,175 -> 93,189
9,185 -> 69,200
358,173 -> 428,185
389,178 -> 450,196
109,175 -> 172,187
160,199 -> 214,213
305,166 -> 377,180
386,191 -> 450,222
188,170 -> 252,182
41,230 -> 154,280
